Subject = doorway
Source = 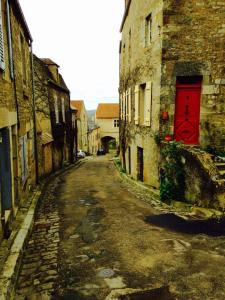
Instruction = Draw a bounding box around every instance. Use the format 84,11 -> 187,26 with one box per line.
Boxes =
0,128 -> 13,213
174,77 -> 202,145
137,147 -> 143,182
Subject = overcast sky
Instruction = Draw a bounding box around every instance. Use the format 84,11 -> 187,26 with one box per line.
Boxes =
19,0 -> 124,110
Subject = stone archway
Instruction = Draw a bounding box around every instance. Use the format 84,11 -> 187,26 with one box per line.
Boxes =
101,136 -> 116,153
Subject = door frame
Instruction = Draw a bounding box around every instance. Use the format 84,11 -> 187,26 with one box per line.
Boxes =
174,81 -> 202,145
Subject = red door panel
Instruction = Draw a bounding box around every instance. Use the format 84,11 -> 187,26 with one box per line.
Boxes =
174,84 -> 201,145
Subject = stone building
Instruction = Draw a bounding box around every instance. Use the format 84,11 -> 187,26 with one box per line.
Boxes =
70,100 -> 88,153
96,103 -> 119,152
88,126 -> 101,155
120,0 -> 225,208
34,56 -> 74,175
0,0 -> 36,238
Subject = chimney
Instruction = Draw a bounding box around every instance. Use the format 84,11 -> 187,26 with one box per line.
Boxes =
125,0 -> 129,9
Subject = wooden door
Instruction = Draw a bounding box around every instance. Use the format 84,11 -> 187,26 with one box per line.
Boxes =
174,83 -> 201,145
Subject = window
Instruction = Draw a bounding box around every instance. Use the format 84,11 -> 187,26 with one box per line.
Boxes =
20,34 -> 27,84
0,0 -> 5,71
54,96 -> 59,123
20,135 -> 28,183
6,0 -> 13,79
145,13 -> 152,46
61,98 -> 65,122
139,83 -> 146,125
114,120 -> 119,127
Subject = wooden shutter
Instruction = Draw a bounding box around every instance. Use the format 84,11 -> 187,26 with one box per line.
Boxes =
128,88 -> 131,122
0,0 -> 5,70
134,85 -> 139,124
62,98 -> 65,122
144,81 -> 152,126
6,0 -> 13,78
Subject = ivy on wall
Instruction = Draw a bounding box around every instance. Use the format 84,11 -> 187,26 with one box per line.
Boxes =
160,141 -> 185,203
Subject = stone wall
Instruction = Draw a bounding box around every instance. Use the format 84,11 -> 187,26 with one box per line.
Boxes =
161,0 -> 225,150
120,0 -> 163,188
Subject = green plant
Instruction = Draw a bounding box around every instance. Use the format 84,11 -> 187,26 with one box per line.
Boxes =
160,141 -> 185,202
154,132 -> 163,145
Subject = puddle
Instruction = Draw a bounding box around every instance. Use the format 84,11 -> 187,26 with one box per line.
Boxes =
97,268 -> 115,278
145,213 -> 225,236
119,286 -> 174,300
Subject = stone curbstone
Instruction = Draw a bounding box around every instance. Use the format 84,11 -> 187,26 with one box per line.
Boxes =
0,161 -> 82,300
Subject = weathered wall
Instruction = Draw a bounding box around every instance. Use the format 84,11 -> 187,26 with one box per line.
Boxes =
120,0 -> 163,187
96,118 -> 119,143
88,127 -> 101,155
161,0 -> 225,150
0,0 -> 35,228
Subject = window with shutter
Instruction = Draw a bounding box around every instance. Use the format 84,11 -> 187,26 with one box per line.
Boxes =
61,98 -> 65,122
128,88 -> 131,122
6,0 -> 13,79
134,85 -> 139,124
0,0 -> 5,71
54,97 -> 59,123
144,81 -> 152,126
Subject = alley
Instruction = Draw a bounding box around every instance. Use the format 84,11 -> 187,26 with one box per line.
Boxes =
15,155 -> 225,300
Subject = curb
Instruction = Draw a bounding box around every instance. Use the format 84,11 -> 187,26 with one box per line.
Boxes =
0,161 -> 83,300
112,158 -> 160,203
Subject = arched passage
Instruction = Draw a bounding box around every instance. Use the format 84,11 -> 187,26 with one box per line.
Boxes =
101,136 -> 117,153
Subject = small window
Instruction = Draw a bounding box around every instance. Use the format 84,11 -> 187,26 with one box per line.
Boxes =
114,120 -> 119,127
145,13 -> 152,46
20,135 -> 28,183
54,97 -> 59,123
20,34 -> 27,84
61,98 -> 65,123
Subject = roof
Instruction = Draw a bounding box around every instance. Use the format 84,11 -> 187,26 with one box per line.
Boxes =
41,132 -> 53,145
70,100 -> 85,118
120,0 -> 132,32
41,58 -> 59,67
12,0 -> 33,42
96,103 -> 119,119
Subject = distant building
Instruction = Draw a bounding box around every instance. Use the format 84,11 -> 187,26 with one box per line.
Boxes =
88,127 -> 101,155
96,103 -> 119,152
34,56 -> 74,175
70,100 -> 88,152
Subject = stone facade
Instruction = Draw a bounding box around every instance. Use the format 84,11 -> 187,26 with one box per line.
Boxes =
120,0 -> 225,201
88,126 -> 101,155
34,55 -> 74,175
71,100 -> 88,153
96,103 -> 119,152
0,0 -> 36,239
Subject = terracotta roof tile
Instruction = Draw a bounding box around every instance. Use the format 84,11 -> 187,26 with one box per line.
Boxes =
96,103 -> 119,119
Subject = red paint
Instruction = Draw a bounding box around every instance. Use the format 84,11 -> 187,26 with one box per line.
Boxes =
164,134 -> 173,142
174,82 -> 201,145
161,111 -> 169,121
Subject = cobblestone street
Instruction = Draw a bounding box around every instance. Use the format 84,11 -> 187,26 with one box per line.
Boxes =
15,155 -> 225,300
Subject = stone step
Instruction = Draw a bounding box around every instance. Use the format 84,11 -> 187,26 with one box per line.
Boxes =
219,170 -> 225,178
215,162 -> 225,170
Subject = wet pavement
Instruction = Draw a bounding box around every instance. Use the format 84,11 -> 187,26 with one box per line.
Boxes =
15,155 -> 225,299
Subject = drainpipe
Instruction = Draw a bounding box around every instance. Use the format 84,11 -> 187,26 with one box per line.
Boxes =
30,43 -> 39,184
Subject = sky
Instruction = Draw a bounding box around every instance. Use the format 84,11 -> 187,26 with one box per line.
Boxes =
19,0 -> 124,110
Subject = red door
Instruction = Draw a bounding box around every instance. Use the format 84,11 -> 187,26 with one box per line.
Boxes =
174,83 -> 201,145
